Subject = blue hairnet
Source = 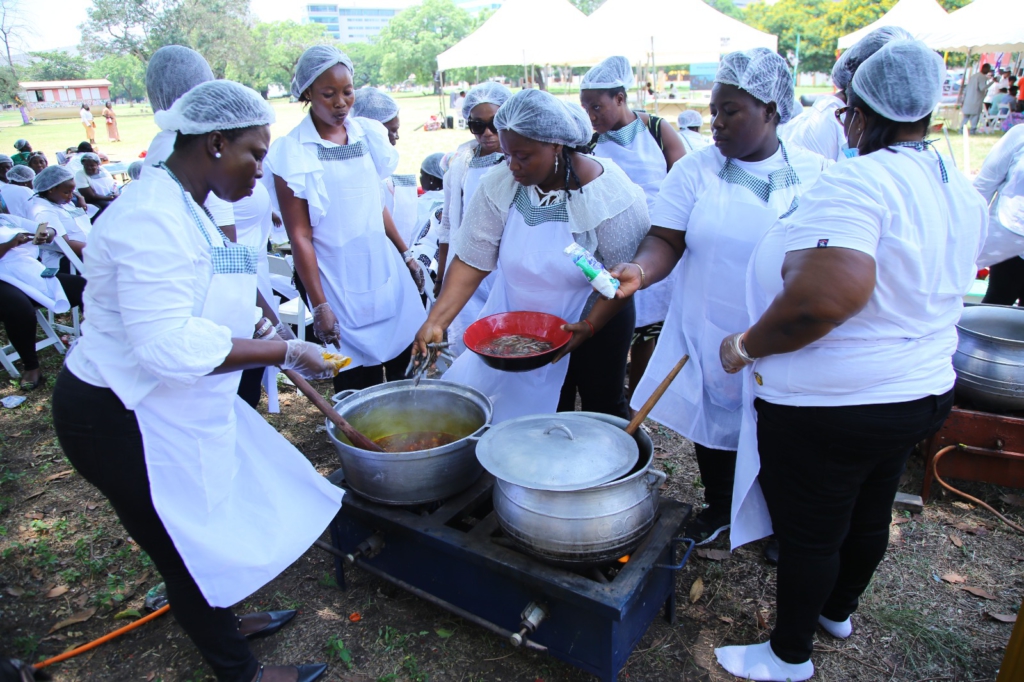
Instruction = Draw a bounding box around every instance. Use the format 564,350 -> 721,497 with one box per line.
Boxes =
292,45 -> 354,100
716,48 -> 796,125
351,88 -> 400,123
832,26 -> 914,91
494,89 -> 593,148
146,46 -> 214,113
581,56 -> 633,90
462,82 -> 513,122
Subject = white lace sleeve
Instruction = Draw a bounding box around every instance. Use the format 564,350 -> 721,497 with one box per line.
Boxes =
450,178 -> 508,271
592,197 -> 650,267
437,167 -> 455,244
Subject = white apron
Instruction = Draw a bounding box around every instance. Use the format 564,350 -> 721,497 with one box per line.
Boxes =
632,143 -> 802,451
447,162 -> 499,357
38,203 -> 91,270
314,143 -> 424,369
389,174 -> 420,247
444,187 -> 593,424
0,222 -> 70,312
87,171 -> 117,196
134,177 -> 342,607
593,117 -> 674,329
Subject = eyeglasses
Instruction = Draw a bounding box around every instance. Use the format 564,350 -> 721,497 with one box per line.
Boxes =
834,106 -> 852,124
467,118 -> 498,135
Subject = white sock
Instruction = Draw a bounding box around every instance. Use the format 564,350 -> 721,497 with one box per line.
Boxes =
818,614 -> 853,639
715,641 -> 814,682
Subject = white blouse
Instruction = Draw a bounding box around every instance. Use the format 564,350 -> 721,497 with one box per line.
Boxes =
1,183 -> 34,219
142,130 -> 235,227
29,196 -> 91,269
66,167 -> 233,409
452,157 -> 650,272
781,94 -> 845,162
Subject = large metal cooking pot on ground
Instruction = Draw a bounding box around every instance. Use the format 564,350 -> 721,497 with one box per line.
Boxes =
326,379 -> 492,505
954,305 -> 1024,412
486,412 -> 662,567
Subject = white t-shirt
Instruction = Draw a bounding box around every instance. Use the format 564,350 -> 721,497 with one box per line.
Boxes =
80,109 -> 93,125
142,130 -> 235,227
974,124 -> 1024,265
781,94 -> 845,162
29,196 -> 90,269
1,183 -> 34,219
748,145 -> 989,407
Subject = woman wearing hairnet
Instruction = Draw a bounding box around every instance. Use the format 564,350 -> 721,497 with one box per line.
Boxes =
677,110 -> 708,153
1,164 -> 35,218
268,46 -> 425,392
783,26 -> 911,161
407,152 -> 447,279
414,88 -> 649,423
434,81 -> 512,354
51,80 -> 342,682
973,124 -> 1024,304
29,165 -> 91,272
609,48 -> 831,546
580,56 -> 686,408
715,41 -> 987,681
75,151 -> 120,216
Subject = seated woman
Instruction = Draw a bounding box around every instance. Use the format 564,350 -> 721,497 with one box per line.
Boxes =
0,213 -> 85,389
27,152 -> 48,174
29,166 -> 90,273
1,165 -> 35,218
714,40 -> 988,681
75,152 -> 120,217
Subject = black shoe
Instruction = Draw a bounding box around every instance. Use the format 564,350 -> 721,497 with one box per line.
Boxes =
296,664 -> 328,682
244,609 -> 297,640
683,507 -> 731,546
763,538 -> 779,565
20,374 -> 45,391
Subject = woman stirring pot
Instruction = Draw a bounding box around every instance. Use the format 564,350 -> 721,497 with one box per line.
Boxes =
415,89 -> 649,423
52,81 -> 343,682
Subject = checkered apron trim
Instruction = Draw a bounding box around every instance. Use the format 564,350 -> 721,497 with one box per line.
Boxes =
469,151 -> 505,169
512,185 -> 569,226
779,195 -> 800,220
317,141 -> 368,161
717,141 -> 801,203
391,174 -> 417,187
891,140 -> 948,184
598,117 -> 645,147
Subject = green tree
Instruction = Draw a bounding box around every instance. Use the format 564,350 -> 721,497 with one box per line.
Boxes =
228,20 -> 331,95
90,53 -> 146,103
342,41 -> 384,88
938,0 -> 970,9
151,0 -> 251,78
79,0 -> 161,62
374,0 -> 474,87
25,50 -> 91,81
570,0 -> 607,14
704,0 -> 742,20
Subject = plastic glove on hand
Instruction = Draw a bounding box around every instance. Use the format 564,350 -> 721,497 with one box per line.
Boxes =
274,321 -> 296,341
282,340 -> 342,380
406,257 -> 426,294
720,332 -> 753,374
312,302 -> 342,347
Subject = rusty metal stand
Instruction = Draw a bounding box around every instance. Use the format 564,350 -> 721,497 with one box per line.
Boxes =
922,406 -> 1024,499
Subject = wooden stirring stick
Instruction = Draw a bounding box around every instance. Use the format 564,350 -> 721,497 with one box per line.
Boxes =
625,355 -> 690,436
282,369 -> 384,452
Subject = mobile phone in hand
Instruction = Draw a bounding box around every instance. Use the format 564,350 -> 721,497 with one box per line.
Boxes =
40,267 -> 59,278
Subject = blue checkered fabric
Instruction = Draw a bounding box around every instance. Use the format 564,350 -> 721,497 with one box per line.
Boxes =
469,151 -> 504,169
779,196 -> 800,220
317,142 -> 368,161
598,117 -> 645,148
211,243 -> 259,275
512,185 -> 569,226
157,162 -> 234,250
891,140 -> 948,184
392,174 -> 417,187
717,141 -> 800,203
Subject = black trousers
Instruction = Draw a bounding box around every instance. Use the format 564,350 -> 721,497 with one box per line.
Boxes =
982,256 -> 1024,305
52,369 -> 259,682
237,367 -> 264,408
755,391 -> 953,664
557,298 -> 635,420
0,275 -> 85,371
694,443 -> 737,513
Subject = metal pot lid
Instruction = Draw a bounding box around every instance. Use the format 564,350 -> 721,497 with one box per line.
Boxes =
476,413 -> 639,491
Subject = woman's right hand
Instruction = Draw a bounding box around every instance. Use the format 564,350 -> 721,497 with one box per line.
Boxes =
312,302 -> 342,347
5,232 -> 33,249
412,320 -> 445,360
281,339 -> 338,380
607,262 -> 644,298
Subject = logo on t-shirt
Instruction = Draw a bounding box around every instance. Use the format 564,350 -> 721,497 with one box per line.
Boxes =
817,239 -> 829,248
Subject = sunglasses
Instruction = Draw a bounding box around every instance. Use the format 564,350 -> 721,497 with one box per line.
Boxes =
467,117 -> 498,135
834,106 -> 854,125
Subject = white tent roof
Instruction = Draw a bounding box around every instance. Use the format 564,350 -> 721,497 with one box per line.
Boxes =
436,0 -> 588,71
922,0 -> 1024,53
837,0 -> 949,50
550,0 -> 777,67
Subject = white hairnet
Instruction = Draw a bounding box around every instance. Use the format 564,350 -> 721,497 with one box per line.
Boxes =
832,26 -> 914,91
716,48 -> 796,125
0,154 -> 11,164
292,45 -> 354,100
6,165 -> 34,183
351,88 -> 399,122
420,152 -> 445,180
80,152 -> 101,164
851,39 -> 944,122
494,89 -> 593,148
127,161 -> 143,181
33,166 -> 74,193
13,139 -> 29,151
146,45 -> 214,113
462,82 -> 513,122
678,110 -> 703,129
581,56 -> 634,90
155,80 -> 275,135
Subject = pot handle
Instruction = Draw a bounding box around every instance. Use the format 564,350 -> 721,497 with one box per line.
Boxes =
645,469 -> 668,491
330,389 -> 359,406
543,423 -> 575,441
654,537 -> 696,571
464,424 -> 491,442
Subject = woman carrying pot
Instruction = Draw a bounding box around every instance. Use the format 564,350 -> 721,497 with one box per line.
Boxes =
52,80 -> 342,682
715,40 -> 987,682
414,88 -> 649,424
434,82 -> 512,354
608,48 -> 831,545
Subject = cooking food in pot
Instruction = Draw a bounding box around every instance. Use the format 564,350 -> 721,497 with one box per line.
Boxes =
374,431 -> 459,453
479,335 -> 553,357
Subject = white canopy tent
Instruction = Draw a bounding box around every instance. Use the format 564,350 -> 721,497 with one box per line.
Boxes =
436,0 -> 588,71
837,0 -> 949,50
922,0 -> 1024,53
549,0 -> 777,67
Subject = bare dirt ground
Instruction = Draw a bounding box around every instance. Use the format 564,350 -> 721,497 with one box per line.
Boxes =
1,347 -> 1022,682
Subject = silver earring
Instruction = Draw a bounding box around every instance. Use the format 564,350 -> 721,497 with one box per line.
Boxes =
554,155 -> 559,174
214,152 -> 222,159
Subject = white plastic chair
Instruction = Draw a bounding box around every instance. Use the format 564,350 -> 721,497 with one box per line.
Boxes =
0,310 -> 66,378
48,237 -> 85,339
268,254 -> 312,341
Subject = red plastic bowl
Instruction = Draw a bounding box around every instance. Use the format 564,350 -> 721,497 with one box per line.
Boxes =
464,311 -> 572,372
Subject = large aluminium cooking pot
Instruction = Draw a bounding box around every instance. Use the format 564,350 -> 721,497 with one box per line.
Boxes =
954,304 -> 1024,412
326,379 -> 492,505
490,412 -> 662,567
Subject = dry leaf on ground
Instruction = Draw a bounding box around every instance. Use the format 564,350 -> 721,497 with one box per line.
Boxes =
49,607 -> 97,633
45,470 -> 73,482
5,587 -> 24,597
986,612 -> 1017,623
950,533 -> 964,547
45,585 -> 69,598
1000,493 -> 1024,507
696,548 -> 731,561
941,573 -> 966,584
690,577 -> 704,603
961,586 -> 997,600
892,516 -> 911,525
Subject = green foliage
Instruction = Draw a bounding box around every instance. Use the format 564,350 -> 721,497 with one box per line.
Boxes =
89,54 -> 146,103
938,0 -> 970,9
25,50 -> 90,81
149,0 -> 251,78
704,0 -> 743,19
79,0 -> 160,62
570,0 -> 607,14
375,0 -> 474,86
343,41 -> 385,88
228,20 -> 332,95
324,635 -> 354,669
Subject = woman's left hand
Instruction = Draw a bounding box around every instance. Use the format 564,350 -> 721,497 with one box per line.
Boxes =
406,257 -> 426,294
551,320 -> 594,363
720,332 -> 753,374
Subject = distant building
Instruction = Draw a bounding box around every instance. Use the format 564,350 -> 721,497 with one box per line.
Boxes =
19,79 -> 111,110
305,0 -> 420,42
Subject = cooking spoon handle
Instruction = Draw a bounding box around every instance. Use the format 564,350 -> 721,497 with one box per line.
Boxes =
625,354 -> 690,436
282,369 -> 384,452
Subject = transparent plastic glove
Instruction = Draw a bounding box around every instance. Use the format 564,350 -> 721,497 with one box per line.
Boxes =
282,339 -> 338,380
720,332 -> 753,375
312,302 -> 342,346
274,321 -> 296,341
406,256 -> 426,294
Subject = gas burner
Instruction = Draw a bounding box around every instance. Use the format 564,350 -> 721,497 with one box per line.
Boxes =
326,472 -> 692,681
